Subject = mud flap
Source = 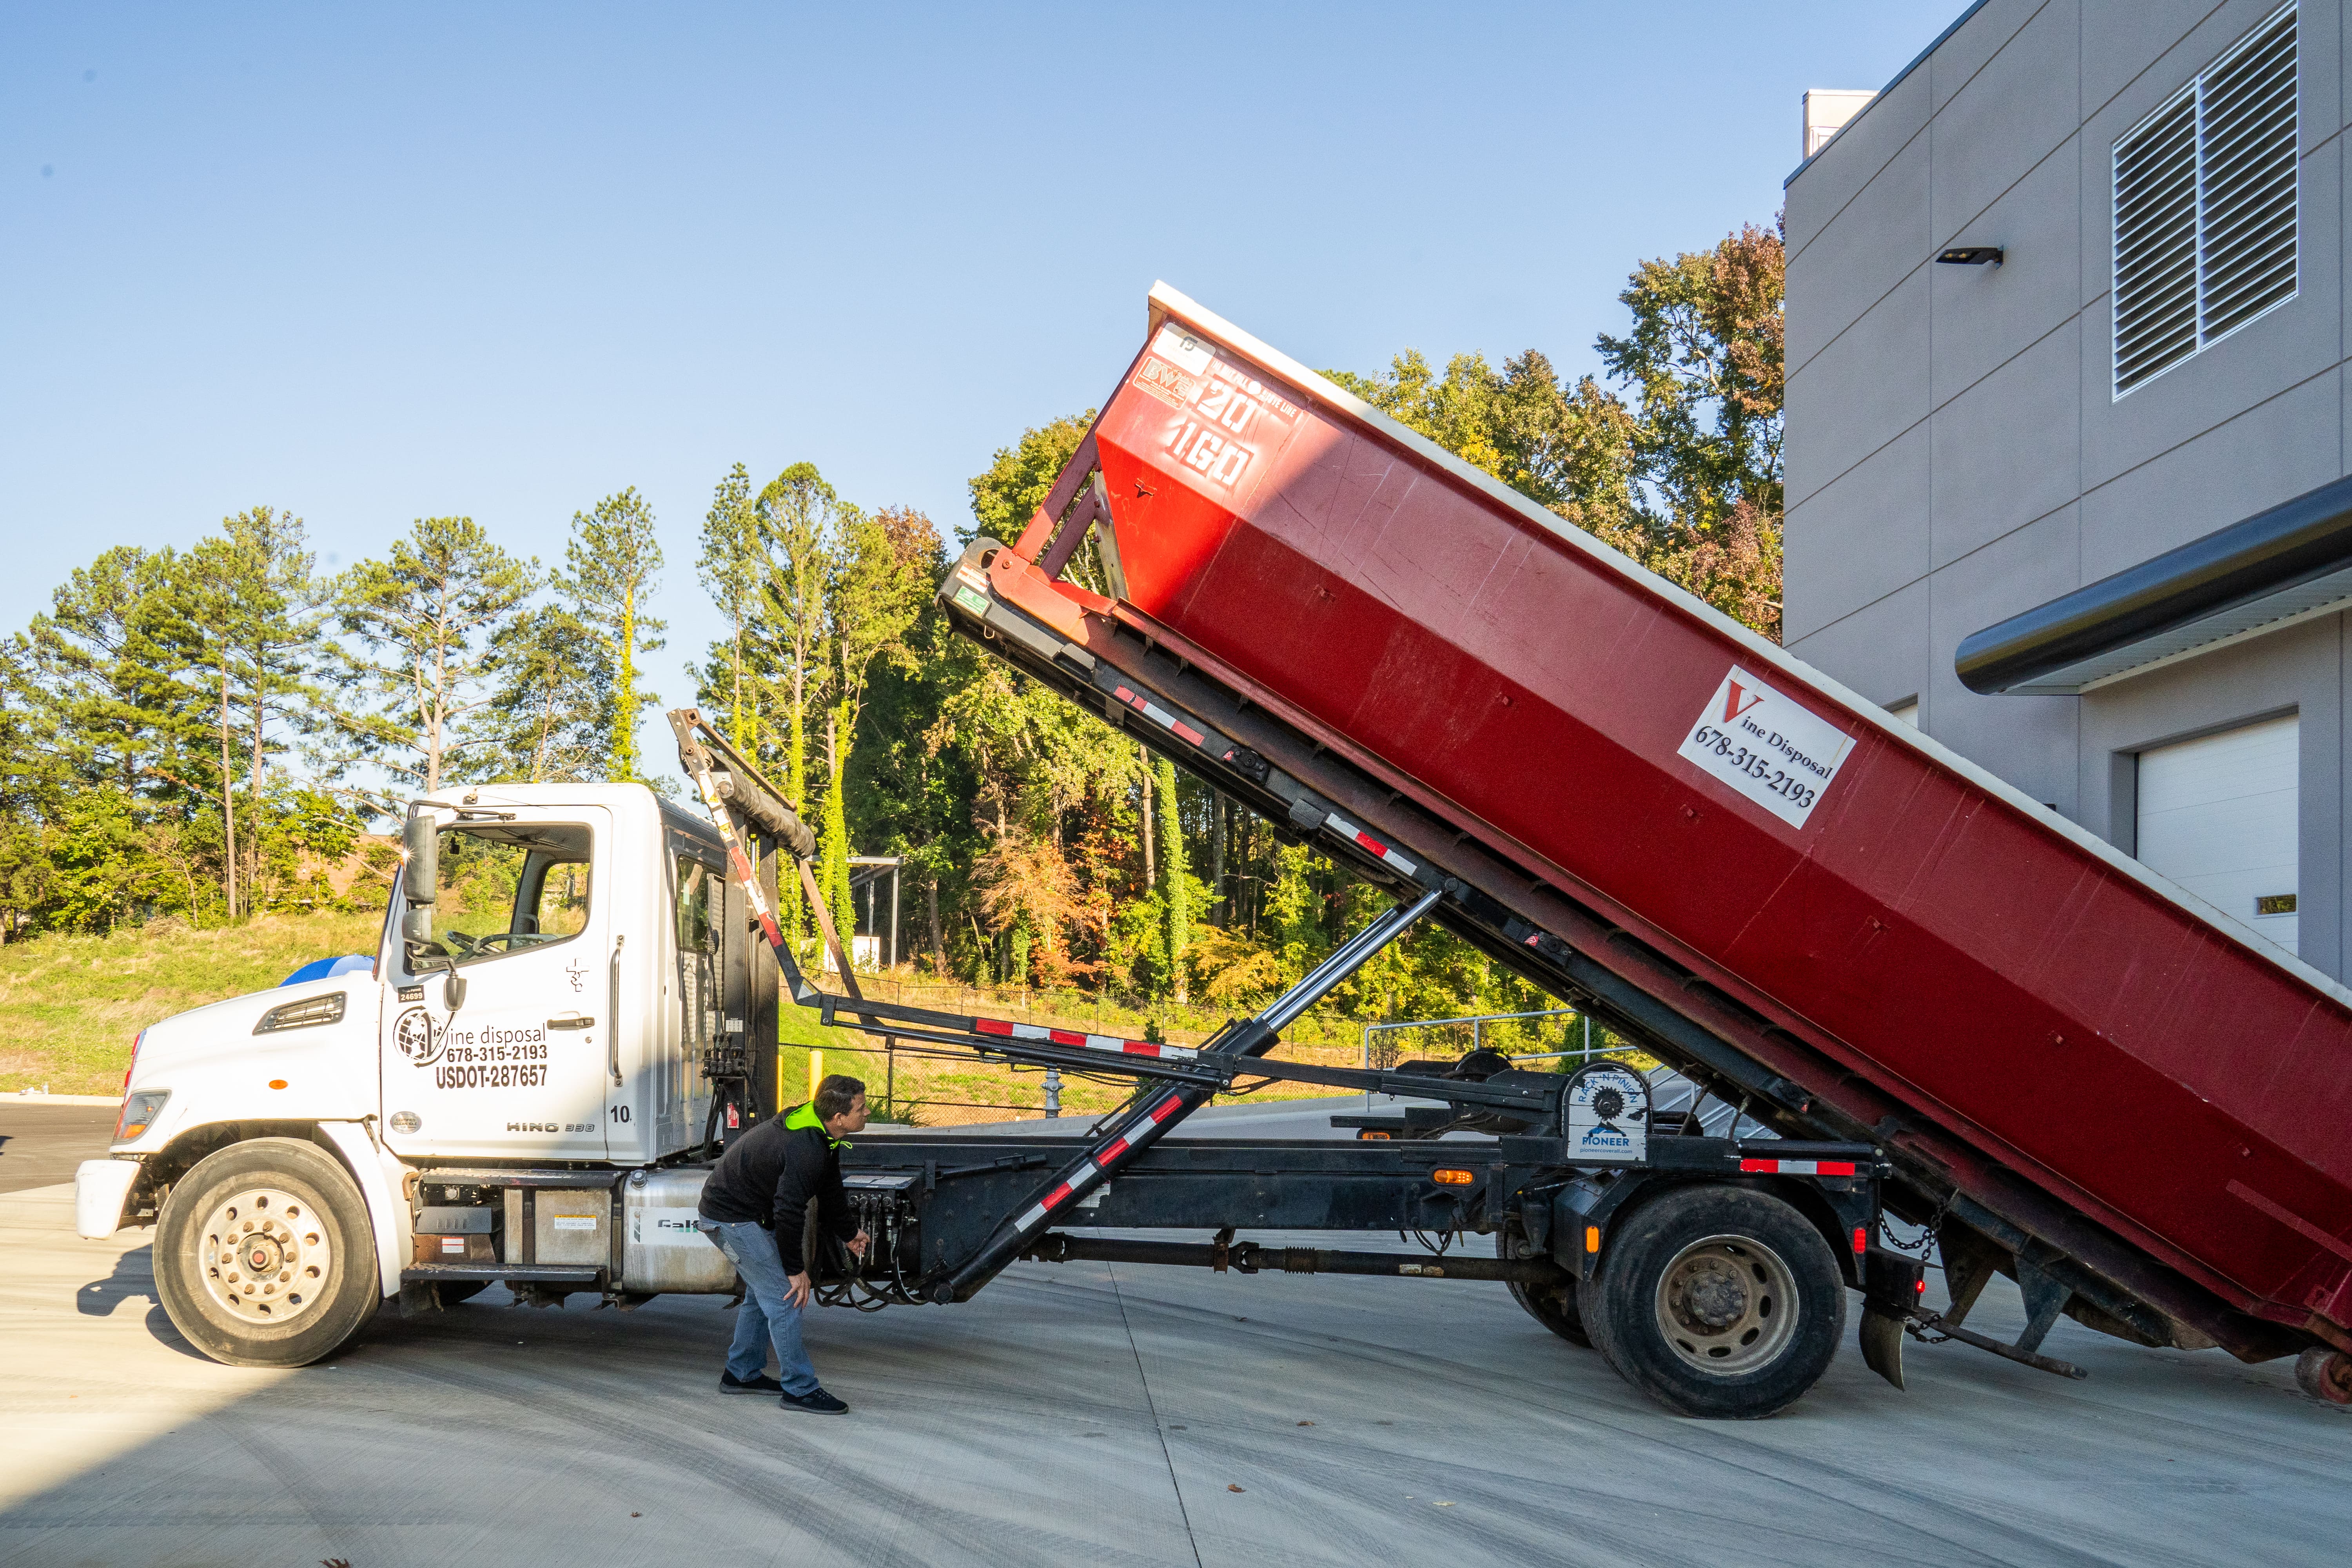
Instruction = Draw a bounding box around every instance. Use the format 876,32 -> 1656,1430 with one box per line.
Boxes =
1860,1306 -> 1907,1389
1861,1245 -> 1926,1390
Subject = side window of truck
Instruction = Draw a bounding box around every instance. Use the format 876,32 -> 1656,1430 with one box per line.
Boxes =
675,854 -> 723,1053
419,823 -> 593,966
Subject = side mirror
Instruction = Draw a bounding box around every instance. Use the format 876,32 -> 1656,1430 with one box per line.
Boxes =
402,815 -> 438,904
401,907 -> 436,946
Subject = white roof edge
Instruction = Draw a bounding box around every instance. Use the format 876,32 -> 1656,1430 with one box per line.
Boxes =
1139,281 -> 2352,1010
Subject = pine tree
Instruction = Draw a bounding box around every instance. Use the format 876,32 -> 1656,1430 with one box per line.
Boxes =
753,464 -> 837,817
696,463 -> 760,752
559,489 -> 665,784
1155,754 -> 1188,1002
482,600 -> 605,782
178,508 -> 328,917
338,516 -> 536,800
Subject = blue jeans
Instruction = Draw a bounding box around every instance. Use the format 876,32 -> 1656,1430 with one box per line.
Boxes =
704,1220 -> 821,1395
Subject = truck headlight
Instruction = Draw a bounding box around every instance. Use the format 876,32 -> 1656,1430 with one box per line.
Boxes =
114,1091 -> 170,1144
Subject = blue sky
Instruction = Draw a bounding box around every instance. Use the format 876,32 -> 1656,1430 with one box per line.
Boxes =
2,1 -> 1956,764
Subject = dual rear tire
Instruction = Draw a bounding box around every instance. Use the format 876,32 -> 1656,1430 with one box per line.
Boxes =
1509,1183 -> 1845,1418
1507,1269 -> 1593,1348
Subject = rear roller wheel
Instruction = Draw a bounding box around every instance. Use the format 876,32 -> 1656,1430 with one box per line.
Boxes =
1580,1184 -> 1844,1419
154,1137 -> 381,1367
2296,1345 -> 2352,1405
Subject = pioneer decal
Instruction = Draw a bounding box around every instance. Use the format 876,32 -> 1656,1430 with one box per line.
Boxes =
1677,666 -> 1855,829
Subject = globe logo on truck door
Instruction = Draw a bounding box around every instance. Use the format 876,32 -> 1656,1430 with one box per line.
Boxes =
393,1006 -> 443,1066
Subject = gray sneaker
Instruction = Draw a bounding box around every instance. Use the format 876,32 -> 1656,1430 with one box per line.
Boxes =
779,1386 -> 849,1414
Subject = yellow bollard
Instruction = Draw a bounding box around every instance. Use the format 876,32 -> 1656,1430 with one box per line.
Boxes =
809,1048 -> 823,1102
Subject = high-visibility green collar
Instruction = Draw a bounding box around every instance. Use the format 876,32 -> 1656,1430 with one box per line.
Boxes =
785,1100 -> 848,1148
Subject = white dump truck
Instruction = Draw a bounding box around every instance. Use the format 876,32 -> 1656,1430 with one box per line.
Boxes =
76,696 -> 1906,1425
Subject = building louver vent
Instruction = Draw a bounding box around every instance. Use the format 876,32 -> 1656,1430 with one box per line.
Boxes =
2112,3 -> 2298,397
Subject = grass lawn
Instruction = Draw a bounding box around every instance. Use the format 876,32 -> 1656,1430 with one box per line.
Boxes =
0,913 -> 385,1095
0,915 -> 1417,1120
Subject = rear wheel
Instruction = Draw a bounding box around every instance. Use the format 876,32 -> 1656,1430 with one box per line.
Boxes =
1580,1184 -> 1844,1419
1510,1278 -> 1592,1347
1501,1234 -> 1591,1347
154,1137 -> 381,1367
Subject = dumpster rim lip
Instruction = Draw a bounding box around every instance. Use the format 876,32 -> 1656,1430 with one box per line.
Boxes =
1134,281 -> 2345,1010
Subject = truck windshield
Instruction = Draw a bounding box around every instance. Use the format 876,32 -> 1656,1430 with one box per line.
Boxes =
415,822 -> 593,965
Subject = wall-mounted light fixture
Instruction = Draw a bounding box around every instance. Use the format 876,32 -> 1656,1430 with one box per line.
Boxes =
1936,246 -> 2004,267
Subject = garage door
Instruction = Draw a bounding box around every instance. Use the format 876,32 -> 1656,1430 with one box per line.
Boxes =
2136,714 -> 2299,953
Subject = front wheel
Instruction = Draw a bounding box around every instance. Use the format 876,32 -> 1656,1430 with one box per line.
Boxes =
1581,1184 -> 1844,1419
153,1137 -> 381,1367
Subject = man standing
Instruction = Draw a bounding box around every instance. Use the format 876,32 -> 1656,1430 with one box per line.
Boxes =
698,1074 -> 871,1414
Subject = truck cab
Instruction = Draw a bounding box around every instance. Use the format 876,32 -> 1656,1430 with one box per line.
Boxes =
75,783 -> 764,1365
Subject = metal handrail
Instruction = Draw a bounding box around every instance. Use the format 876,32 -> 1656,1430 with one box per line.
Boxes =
1359,1006 -> 1584,1071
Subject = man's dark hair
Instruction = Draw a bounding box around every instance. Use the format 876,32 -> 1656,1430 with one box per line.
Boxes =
813,1074 -> 866,1122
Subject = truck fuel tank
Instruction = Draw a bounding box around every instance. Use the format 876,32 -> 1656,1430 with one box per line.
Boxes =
620,1167 -> 737,1294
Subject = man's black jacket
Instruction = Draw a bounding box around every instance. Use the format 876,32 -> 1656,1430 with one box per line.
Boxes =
697,1103 -> 855,1269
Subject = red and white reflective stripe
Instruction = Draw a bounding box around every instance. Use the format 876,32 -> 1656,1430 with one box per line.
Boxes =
1111,684 -> 1207,748
1738,1158 -> 1857,1176
1322,812 -> 1418,877
1104,1038 -> 1195,1060
1018,1094 -> 1196,1234
1017,1158 -> 1107,1234
971,1016 -> 1194,1060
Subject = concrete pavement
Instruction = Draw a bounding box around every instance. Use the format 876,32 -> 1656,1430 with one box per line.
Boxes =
0,1102 -> 120,1194
4,1162 -> 2347,1568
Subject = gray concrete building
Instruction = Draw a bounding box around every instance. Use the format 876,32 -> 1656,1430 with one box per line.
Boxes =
1784,0 -> 2352,977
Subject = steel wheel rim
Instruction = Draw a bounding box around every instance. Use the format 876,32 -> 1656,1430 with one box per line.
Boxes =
1653,1232 -> 1797,1375
199,1185 -> 331,1325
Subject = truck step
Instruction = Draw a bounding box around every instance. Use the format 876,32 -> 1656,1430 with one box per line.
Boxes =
399,1264 -> 602,1284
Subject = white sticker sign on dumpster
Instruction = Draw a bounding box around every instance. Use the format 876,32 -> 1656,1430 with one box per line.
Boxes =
1677,666 -> 1855,829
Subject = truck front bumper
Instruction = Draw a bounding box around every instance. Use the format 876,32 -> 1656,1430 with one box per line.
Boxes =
74,1158 -> 141,1240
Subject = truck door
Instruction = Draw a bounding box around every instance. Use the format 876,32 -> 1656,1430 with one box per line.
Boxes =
381,809 -> 613,1162
605,844 -> 722,1164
